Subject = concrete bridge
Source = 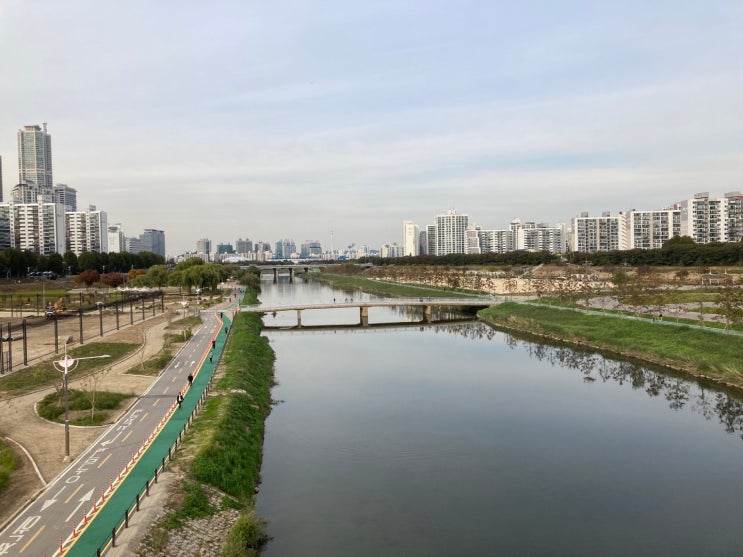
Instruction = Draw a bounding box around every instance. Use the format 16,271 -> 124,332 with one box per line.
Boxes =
241,297 -> 500,327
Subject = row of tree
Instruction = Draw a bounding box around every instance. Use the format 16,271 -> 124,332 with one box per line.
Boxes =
0,248 -> 165,278
362,237 -> 743,268
74,257 -> 262,294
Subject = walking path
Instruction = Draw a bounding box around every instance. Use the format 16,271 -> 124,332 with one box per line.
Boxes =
0,314 -> 173,529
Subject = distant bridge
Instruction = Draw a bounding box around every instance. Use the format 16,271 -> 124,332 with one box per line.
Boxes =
241,297 -> 500,327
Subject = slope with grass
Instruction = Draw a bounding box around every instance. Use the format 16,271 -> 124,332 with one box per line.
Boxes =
479,303 -> 743,389
139,284 -> 274,556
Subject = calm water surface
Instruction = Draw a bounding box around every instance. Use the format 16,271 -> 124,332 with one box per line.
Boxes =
255,280 -> 743,556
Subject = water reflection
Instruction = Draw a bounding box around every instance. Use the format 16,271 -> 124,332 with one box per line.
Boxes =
436,321 -> 743,439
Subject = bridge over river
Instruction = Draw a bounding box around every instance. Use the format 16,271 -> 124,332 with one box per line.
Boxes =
241,297 -> 501,328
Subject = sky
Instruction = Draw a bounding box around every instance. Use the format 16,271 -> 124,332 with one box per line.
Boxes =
0,1 -> 741,256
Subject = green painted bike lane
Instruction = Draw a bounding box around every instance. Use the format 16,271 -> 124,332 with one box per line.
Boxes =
66,310 -> 235,556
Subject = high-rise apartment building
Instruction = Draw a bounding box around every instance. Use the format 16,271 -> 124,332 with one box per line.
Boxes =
108,224 -> 125,253
425,224 -> 437,256
679,191 -> 743,244
66,205 -> 108,255
274,239 -> 296,259
18,124 -> 53,191
0,198 -> 65,255
402,221 -> 420,256
571,212 -> 628,253
626,209 -> 681,249
235,238 -> 252,255
196,238 -> 212,261
435,209 -> 468,256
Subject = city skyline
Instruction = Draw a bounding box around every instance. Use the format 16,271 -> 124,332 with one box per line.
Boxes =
1,2 -> 741,255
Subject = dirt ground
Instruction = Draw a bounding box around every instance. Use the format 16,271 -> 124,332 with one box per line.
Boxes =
0,312 -> 191,529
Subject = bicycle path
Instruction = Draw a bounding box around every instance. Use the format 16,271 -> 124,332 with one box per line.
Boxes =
64,295 -> 242,555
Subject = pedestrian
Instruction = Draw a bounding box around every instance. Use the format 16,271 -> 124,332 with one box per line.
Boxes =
212,339 -> 216,349
188,373 -> 193,386
209,353 -> 213,363
177,393 -> 183,409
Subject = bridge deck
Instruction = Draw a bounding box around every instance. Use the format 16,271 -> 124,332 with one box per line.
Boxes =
241,297 -> 499,313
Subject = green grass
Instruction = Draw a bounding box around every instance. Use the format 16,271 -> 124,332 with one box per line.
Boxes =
153,285 -> 272,552
189,309 -> 274,503
0,343 -> 138,396
159,482 -> 217,531
37,389 -> 135,425
480,303 -> 743,387
310,272 -> 484,298
0,439 -> 20,493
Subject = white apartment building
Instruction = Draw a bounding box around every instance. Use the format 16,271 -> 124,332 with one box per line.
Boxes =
0,198 -> 65,255
571,212 -> 628,253
107,224 -> 125,253
18,124 -> 53,191
402,221 -> 420,256
435,209 -> 468,255
680,191 -> 743,244
66,205 -> 108,255
626,209 -> 682,250
510,219 -> 567,253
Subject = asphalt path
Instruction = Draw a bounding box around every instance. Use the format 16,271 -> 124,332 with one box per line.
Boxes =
0,293 -> 239,557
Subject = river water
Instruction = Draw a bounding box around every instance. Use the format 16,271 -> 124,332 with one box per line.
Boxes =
255,279 -> 743,557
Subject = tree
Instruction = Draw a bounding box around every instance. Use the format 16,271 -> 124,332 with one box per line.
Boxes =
145,265 -> 169,289
102,272 -> 126,288
63,251 -> 79,274
716,280 -> 743,331
76,269 -> 100,288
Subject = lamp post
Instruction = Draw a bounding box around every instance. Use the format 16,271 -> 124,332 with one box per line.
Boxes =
53,338 -> 110,461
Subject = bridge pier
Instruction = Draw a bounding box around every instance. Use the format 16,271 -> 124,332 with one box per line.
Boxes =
289,268 -> 294,283
273,268 -> 278,283
360,306 -> 369,327
296,309 -> 302,327
424,305 -> 432,323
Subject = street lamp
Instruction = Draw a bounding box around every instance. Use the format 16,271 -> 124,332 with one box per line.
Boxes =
53,337 -> 111,461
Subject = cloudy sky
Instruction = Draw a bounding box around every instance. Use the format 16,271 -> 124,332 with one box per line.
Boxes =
1,1 -> 741,255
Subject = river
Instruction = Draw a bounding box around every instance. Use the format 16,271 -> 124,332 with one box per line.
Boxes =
255,279 -> 743,556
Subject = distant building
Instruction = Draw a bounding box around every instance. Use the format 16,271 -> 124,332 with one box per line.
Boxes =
196,238 -> 212,261
571,212 -> 627,253
274,239 -> 296,259
435,209 -> 468,255
217,243 -> 235,255
425,224 -> 437,256
380,243 -> 403,258
141,229 -> 165,257
108,224 -> 125,253
125,236 -> 144,254
0,198 -> 65,255
18,124 -> 53,192
626,209 -> 681,250
235,238 -> 252,255
679,191 -> 743,244
66,205 -> 108,255
54,184 -> 77,212
10,181 -> 45,204
300,240 -> 322,259
402,221 -> 420,256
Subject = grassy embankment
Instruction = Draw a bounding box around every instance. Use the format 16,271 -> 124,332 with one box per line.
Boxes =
143,286 -> 274,556
309,271 -> 484,298
480,302 -> 743,389
313,272 -> 743,388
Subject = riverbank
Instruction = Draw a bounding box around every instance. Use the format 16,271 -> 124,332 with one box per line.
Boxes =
479,302 -> 743,390
134,283 -> 274,556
